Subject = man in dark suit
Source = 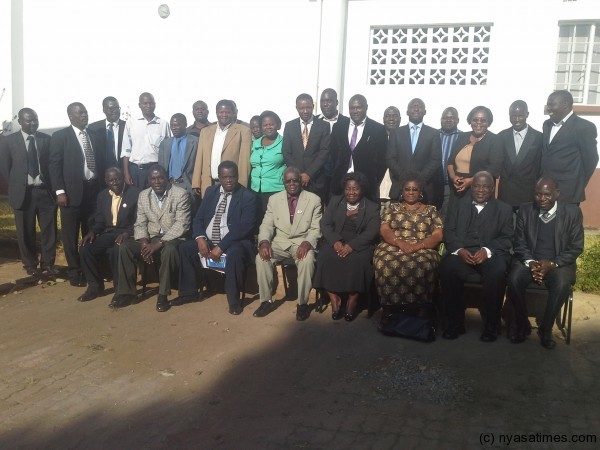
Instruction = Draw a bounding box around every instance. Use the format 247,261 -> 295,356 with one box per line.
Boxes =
387,98 -> 442,206
497,100 -> 543,210
282,93 -> 331,204
186,100 -> 211,137
49,102 -> 103,286
78,167 -> 140,302
542,90 -> 598,204
0,108 -> 57,276
329,94 -> 387,200
158,113 -> 199,209
178,161 -> 258,315
440,171 -> 514,342
507,177 -> 583,349
88,96 -> 126,170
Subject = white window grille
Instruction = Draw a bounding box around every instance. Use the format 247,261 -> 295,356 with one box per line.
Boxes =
368,24 -> 492,86
555,22 -> 600,105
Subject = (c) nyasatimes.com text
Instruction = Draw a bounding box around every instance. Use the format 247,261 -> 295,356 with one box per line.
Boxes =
479,432 -> 597,446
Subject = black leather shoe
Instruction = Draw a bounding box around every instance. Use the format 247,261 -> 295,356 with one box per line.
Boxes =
253,301 -> 273,317
78,286 -> 103,302
480,330 -> 497,342
296,304 -> 310,321
25,267 -> 40,276
332,310 -> 343,320
229,304 -> 243,315
538,330 -> 556,350
69,277 -> 87,287
344,312 -> 357,322
156,295 -> 170,312
109,294 -> 134,309
510,333 -> 526,344
42,265 -> 61,276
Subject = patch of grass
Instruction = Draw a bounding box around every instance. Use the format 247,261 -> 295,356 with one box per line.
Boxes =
576,234 -> 600,294
0,197 -> 63,240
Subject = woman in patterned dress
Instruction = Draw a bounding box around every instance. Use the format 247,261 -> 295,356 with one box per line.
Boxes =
373,173 -> 444,320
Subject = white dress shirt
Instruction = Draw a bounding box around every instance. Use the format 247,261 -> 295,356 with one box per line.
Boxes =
122,115 -> 171,164
211,123 -> 232,179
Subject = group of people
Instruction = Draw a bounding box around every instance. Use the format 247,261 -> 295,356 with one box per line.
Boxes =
0,88 -> 597,350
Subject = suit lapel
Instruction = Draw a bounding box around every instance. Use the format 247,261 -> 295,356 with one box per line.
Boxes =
400,126 -> 412,158
515,128 -> 533,164
506,131 -> 517,165
222,125 -> 237,154
183,137 -> 195,168
290,191 -> 307,236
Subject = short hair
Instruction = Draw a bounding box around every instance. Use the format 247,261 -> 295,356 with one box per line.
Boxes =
384,106 -> 400,115
249,115 -> 260,124
102,96 -> 118,108
218,160 -> 239,177
536,176 -> 559,191
295,93 -> 313,104
67,102 -> 85,115
170,113 -> 187,125
147,164 -> 168,178
341,171 -> 370,193
400,171 -> 425,192
550,90 -> 574,107
473,170 -> 494,185
467,106 -> 493,125
509,100 -> 528,112
283,166 -> 301,180
104,166 -> 123,178
139,92 -> 154,102
193,100 -> 207,108
320,88 -> 338,99
349,94 -> 367,106
216,99 -> 235,112
259,110 -> 282,128
18,107 -> 35,120
442,107 -> 459,117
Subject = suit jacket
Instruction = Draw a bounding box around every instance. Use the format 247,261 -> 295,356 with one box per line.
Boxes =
281,116 -> 331,197
330,116 -> 388,199
0,130 -> 53,209
134,184 -> 191,241
158,134 -> 199,195
514,202 -> 584,267
193,184 -> 258,254
258,189 -> 322,250
191,123 -> 252,197
447,130 -> 503,182
387,123 -> 442,202
541,114 -> 598,203
89,119 -> 126,169
444,195 -> 514,256
321,195 -> 380,252
92,184 -> 140,236
49,125 -> 103,207
497,126 -> 543,207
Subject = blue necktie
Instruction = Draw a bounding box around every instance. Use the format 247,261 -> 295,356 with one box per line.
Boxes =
411,125 -> 418,153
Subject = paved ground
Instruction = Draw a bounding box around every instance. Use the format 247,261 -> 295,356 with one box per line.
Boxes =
1,257 -> 599,449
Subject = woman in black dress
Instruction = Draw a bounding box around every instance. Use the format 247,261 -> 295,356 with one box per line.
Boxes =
313,172 -> 380,321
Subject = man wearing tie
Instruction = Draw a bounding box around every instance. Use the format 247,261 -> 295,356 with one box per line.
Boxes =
387,98 -> 442,207
541,90 -> 598,204
50,102 -> 103,287
89,96 -> 126,170
497,100 -> 543,211
0,108 -> 57,276
437,107 -> 461,218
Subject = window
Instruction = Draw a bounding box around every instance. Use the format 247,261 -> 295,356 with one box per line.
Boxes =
368,24 -> 492,86
555,22 -> 600,105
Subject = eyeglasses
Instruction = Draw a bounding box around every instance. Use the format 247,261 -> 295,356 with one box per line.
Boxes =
283,178 -> 300,184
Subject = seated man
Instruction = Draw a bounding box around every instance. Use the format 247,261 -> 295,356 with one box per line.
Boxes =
507,177 -> 583,349
440,171 -> 513,342
178,161 -> 258,315
255,167 -> 322,321
78,167 -> 140,301
112,164 -> 191,311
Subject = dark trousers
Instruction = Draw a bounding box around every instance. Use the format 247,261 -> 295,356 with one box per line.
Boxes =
507,262 -> 575,333
179,239 -> 253,306
13,186 -> 57,270
79,231 -> 121,289
117,237 -> 180,296
128,162 -> 154,189
440,253 -> 509,330
59,180 -> 98,278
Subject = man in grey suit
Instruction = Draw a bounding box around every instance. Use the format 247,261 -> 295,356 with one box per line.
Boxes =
255,167 -> 322,321
542,90 -> 598,204
158,113 -> 199,210
113,164 -> 191,312
497,100 -> 543,211
0,108 -> 57,276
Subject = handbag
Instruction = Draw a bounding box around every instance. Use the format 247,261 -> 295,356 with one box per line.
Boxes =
378,305 -> 436,342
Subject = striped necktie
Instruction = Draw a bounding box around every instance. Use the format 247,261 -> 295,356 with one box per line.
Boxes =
211,192 -> 231,244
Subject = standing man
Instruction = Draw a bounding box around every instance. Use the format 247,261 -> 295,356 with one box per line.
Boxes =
113,165 -> 191,311
186,100 -> 211,138
329,94 -> 388,200
497,100 -> 543,211
158,113 -> 199,208
318,88 -> 347,132
255,167 -> 322,321
437,107 -> 461,217
282,94 -> 331,204
440,171 -> 514,342
387,98 -> 442,207
121,92 -> 171,189
192,99 -> 252,197
78,167 -> 140,302
380,106 -> 401,203
50,102 -> 103,286
0,108 -> 57,276
179,161 -> 258,315
542,90 -> 598,204
507,177 -> 583,348
88,96 -> 125,170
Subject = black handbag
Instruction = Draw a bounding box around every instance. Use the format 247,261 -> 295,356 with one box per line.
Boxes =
378,305 -> 436,342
